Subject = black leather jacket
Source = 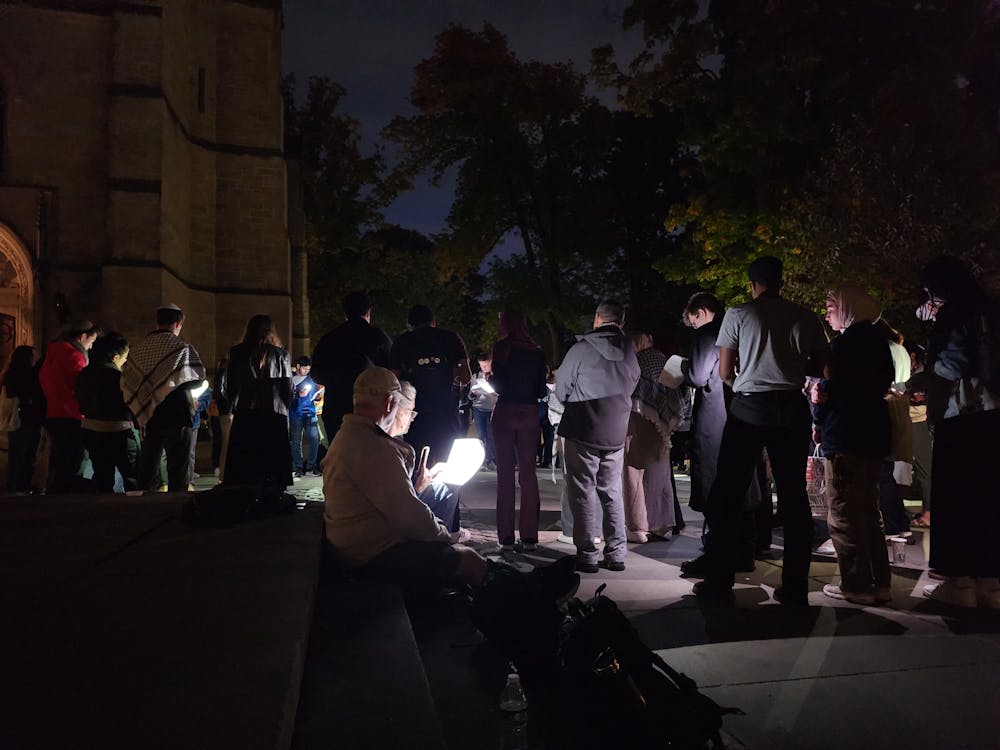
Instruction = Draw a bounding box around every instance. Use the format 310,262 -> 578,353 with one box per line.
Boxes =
221,343 -> 294,417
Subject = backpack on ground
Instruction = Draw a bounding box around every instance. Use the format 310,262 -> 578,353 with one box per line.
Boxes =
559,584 -> 741,748
471,562 -> 740,749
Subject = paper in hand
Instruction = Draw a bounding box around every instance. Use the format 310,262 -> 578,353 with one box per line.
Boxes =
659,355 -> 688,389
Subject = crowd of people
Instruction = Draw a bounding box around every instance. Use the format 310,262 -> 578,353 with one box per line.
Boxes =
3,255 -> 997,609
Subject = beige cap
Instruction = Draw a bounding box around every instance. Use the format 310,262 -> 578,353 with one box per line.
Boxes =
353,367 -> 401,398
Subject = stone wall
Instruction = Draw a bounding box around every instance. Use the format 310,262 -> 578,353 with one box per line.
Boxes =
0,0 -> 300,367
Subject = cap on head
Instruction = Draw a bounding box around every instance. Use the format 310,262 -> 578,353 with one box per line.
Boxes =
353,367 -> 401,399
156,303 -> 185,327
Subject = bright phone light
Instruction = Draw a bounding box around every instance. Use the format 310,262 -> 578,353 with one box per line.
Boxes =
436,438 -> 485,485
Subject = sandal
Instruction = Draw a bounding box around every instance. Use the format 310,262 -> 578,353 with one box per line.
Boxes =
911,512 -> 931,528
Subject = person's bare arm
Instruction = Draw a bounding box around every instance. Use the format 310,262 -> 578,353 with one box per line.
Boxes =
718,346 -> 738,388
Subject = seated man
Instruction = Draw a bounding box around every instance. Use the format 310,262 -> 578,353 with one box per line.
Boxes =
390,381 -> 471,543
323,367 -> 485,590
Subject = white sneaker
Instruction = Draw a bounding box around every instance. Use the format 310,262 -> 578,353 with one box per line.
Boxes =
923,577 -> 976,607
451,528 -> 472,544
975,577 -> 1000,609
627,529 -> 649,544
556,534 -> 574,545
823,583 -> 875,605
815,538 -> 836,556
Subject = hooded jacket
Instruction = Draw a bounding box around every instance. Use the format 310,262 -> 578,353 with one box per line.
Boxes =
554,324 -> 640,450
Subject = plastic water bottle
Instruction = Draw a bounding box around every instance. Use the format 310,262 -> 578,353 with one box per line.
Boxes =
499,672 -> 528,749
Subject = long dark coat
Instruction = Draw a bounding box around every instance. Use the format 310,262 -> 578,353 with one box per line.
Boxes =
685,316 -> 730,512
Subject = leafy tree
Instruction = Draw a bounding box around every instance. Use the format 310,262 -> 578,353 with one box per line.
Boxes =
598,0 -> 1000,326
283,75 -> 400,336
385,23 -> 620,359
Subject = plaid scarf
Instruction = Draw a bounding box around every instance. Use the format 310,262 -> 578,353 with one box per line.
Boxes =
632,348 -> 684,442
121,330 -> 205,427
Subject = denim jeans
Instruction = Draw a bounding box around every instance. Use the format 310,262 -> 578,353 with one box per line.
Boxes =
472,408 -> 495,464
290,417 -> 319,472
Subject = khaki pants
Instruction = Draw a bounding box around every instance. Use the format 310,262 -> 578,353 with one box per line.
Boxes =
828,454 -> 891,595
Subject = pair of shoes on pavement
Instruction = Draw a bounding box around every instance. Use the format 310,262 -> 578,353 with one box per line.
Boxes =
680,554 -> 754,578
822,583 -> 891,605
923,576 -> 1000,608
576,557 -> 625,574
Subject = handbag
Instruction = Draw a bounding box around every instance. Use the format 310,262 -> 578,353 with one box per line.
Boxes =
0,386 -> 21,431
805,444 -> 830,519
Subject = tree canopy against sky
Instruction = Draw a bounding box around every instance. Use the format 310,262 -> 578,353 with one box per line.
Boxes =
384,23 -> 631,358
597,0 -> 1000,329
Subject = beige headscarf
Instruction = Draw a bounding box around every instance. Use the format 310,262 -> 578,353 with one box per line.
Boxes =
827,286 -> 882,330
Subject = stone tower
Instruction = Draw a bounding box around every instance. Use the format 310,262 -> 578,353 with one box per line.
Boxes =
0,0 -> 307,369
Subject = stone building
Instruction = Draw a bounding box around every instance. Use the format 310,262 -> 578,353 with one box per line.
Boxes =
0,0 -> 308,371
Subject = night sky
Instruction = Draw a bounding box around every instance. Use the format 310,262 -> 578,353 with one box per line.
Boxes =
282,0 -> 643,238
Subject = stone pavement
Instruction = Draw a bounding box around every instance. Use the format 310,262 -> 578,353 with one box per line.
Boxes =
4,459 -> 998,749
419,466 -> 1000,749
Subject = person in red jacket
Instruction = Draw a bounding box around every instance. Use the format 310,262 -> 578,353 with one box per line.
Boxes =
38,320 -> 100,492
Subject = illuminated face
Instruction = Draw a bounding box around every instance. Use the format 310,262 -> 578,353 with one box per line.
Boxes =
112,347 -> 130,370
825,296 -> 846,333
296,363 -> 311,376
687,309 -> 712,329
478,359 -> 492,376
391,402 -> 418,437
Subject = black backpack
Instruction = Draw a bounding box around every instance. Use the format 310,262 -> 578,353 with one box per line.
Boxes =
472,564 -> 740,749
559,585 -> 741,748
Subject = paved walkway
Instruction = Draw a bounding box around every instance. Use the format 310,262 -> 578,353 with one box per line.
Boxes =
361,465 -> 999,749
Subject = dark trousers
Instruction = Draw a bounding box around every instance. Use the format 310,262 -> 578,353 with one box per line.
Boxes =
83,428 -> 139,493
492,403 -> 541,545
45,418 -> 85,493
828,454 -> 890,595
136,426 -> 196,491
418,481 -> 461,532
8,422 -> 42,492
878,459 -> 909,535
705,392 -> 813,595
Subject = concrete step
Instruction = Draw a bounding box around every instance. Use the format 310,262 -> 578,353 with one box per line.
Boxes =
292,570 -> 447,750
0,494 -> 324,750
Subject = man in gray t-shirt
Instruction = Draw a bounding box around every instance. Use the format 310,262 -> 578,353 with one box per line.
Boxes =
693,256 -> 827,606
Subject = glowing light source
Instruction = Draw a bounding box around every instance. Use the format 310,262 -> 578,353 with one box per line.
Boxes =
191,379 -> 210,399
435,438 -> 486,485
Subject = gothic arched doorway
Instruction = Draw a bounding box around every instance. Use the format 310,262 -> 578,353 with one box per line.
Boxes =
0,223 -> 34,372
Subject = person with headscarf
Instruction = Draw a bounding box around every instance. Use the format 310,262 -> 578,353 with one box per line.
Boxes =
622,333 -> 684,543
220,314 -> 294,489
812,287 -> 895,605
490,310 -> 548,551
918,256 -> 1000,608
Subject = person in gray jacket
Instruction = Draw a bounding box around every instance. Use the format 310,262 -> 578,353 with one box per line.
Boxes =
555,300 -> 641,573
